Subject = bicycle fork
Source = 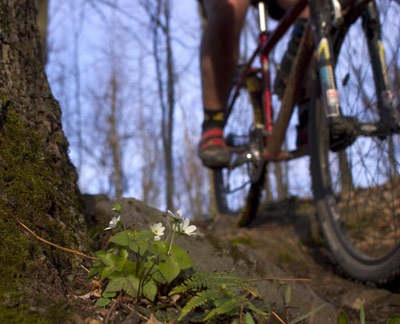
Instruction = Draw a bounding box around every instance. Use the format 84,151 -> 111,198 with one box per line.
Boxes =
311,0 -> 400,140
362,0 -> 400,131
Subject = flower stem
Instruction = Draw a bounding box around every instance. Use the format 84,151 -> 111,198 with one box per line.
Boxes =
167,230 -> 176,256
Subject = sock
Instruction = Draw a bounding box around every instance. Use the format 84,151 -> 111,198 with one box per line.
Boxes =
202,108 -> 225,132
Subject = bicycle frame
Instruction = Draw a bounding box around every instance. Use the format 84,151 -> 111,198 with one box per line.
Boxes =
226,0 -> 310,163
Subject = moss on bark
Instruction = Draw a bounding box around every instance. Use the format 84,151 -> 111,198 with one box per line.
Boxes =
0,1 -> 90,321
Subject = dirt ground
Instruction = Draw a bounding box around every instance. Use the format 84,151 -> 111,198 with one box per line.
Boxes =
206,198 -> 400,324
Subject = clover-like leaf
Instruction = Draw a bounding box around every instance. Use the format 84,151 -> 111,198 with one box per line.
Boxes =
106,275 -> 140,297
95,297 -> 111,307
109,230 -> 134,247
143,279 -> 158,301
170,245 -> 193,270
159,256 -> 180,283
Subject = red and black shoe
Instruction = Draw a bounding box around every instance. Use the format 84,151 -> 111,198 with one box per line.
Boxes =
198,128 -> 231,169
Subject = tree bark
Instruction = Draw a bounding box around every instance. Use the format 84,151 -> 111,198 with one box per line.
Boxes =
0,1 -> 87,320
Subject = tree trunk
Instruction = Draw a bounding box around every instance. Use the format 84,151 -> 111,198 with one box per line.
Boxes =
34,0 -> 48,64
150,0 -> 175,211
0,1 -> 87,320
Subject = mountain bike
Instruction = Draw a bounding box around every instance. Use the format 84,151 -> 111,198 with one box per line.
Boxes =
209,0 -> 400,283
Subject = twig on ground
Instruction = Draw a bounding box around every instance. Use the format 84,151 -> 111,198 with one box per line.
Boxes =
16,218 -> 99,261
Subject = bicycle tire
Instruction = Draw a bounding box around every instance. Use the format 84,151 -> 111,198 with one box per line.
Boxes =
310,0 -> 400,282
210,72 -> 267,226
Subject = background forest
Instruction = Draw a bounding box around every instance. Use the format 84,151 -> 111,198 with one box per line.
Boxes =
43,0 -> 400,219
44,0 -> 311,219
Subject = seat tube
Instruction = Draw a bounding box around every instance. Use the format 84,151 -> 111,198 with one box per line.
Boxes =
258,1 -> 273,135
310,0 -> 341,118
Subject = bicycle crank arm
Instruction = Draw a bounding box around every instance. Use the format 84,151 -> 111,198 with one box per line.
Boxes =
228,151 -> 254,169
263,146 -> 308,161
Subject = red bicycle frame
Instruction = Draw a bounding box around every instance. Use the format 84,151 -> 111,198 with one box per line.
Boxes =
226,0 -> 311,161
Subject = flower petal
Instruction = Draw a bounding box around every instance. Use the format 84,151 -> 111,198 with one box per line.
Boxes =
176,209 -> 183,219
104,216 -> 120,230
182,218 -> 190,228
184,225 -> 197,236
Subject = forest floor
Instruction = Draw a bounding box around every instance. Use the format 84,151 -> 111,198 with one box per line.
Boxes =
76,196 -> 400,323
205,197 -> 400,323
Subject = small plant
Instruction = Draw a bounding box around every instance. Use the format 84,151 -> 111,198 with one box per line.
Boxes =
90,206 -> 196,306
90,205 -> 270,322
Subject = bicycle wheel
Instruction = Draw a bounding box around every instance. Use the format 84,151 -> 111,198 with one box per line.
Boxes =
211,71 -> 267,226
310,0 -> 400,282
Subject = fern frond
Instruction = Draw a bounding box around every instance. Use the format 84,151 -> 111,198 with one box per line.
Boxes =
246,300 -> 269,318
204,296 -> 243,321
178,289 -> 218,320
170,271 -> 254,296
172,271 -> 268,322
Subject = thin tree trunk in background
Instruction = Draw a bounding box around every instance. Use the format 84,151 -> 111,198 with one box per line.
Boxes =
109,74 -> 124,198
165,1 -> 175,211
339,150 -> 353,193
34,0 -> 48,64
264,173 -> 273,202
150,0 -> 175,210
275,162 -> 288,200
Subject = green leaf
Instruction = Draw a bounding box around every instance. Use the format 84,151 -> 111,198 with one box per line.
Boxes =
96,297 -> 111,307
109,230 -> 134,247
143,279 -> 158,301
100,265 -> 117,280
338,311 -> 349,324
96,251 -> 116,267
388,314 -> 400,324
120,259 -> 137,275
149,240 -> 168,258
112,203 -> 121,214
159,256 -> 180,283
147,263 -> 167,284
245,312 -> 256,324
360,304 -> 365,324
96,254 -> 118,279
106,275 -> 140,297
284,285 -> 291,305
102,291 -> 117,298
170,245 -> 193,269
130,238 -> 149,255
135,230 -> 154,241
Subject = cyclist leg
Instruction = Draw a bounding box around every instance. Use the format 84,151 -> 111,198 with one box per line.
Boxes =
199,0 -> 250,168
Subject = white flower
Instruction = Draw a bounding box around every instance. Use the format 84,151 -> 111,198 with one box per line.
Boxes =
105,215 -> 120,230
151,223 -> 165,241
181,218 -> 197,236
167,209 -> 183,221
